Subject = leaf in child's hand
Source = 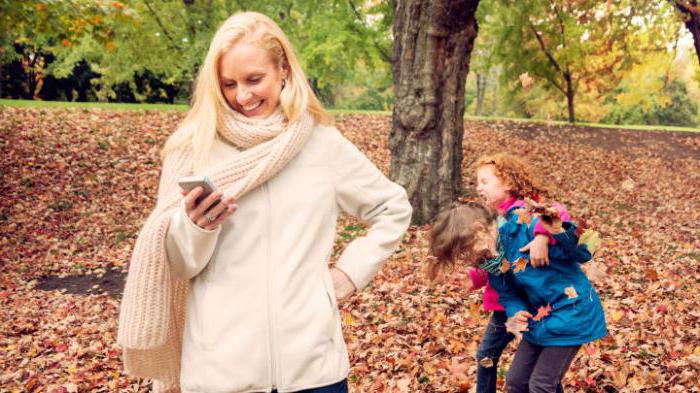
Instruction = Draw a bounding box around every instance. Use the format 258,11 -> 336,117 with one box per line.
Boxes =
564,286 -> 579,299
578,229 -> 601,255
532,304 -> 552,321
500,259 -> 511,274
538,215 -> 563,234
525,198 -> 563,232
515,208 -> 532,225
513,257 -> 528,273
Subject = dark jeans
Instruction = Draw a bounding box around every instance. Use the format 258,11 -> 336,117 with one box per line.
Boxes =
476,311 -> 563,393
506,340 -> 580,393
271,379 -> 348,393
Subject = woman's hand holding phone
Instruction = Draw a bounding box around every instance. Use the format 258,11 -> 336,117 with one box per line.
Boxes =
182,187 -> 238,231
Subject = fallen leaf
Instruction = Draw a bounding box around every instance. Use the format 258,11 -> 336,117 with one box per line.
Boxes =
564,286 -> 579,299
513,257 -> 528,273
500,259 -> 511,274
532,304 -> 552,321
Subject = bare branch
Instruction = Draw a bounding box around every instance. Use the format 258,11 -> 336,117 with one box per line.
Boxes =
144,0 -> 183,52
673,0 -> 700,15
347,0 -> 391,63
527,21 -> 563,75
533,70 -> 566,95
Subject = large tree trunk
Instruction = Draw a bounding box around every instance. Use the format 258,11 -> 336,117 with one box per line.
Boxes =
0,47 -> 3,98
390,0 -> 480,225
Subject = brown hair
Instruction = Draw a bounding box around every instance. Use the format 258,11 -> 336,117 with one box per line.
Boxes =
475,153 -> 550,200
426,201 -> 498,281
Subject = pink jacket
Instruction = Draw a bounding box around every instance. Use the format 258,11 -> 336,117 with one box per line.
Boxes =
470,197 -> 570,311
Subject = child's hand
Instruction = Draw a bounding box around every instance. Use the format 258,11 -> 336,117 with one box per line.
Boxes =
520,234 -> 550,267
506,310 -> 532,339
525,198 -> 564,234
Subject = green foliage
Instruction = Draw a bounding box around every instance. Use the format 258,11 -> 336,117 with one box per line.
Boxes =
1,0 -> 393,107
604,80 -> 698,127
469,0 -> 691,125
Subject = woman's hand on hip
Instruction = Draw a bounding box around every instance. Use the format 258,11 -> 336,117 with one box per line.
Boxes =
182,187 -> 238,231
330,266 -> 356,301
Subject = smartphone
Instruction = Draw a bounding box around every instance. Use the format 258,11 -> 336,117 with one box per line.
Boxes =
177,176 -> 221,209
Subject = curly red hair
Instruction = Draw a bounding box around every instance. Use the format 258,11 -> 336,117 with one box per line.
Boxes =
475,153 -> 550,200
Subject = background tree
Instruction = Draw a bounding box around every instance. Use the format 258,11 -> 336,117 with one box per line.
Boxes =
2,0 -> 392,105
483,0 -> 678,124
671,0 -> 700,64
389,0 -> 480,224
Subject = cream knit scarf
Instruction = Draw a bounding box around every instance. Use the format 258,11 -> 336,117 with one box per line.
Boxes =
117,106 -> 314,393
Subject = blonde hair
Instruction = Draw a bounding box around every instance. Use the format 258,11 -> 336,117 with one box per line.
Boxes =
426,202 -> 498,281
475,153 -> 550,200
162,11 -> 332,173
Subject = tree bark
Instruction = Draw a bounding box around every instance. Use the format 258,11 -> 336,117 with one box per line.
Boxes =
675,1 -> 700,65
0,46 -> 3,98
564,71 -> 575,123
390,0 -> 480,224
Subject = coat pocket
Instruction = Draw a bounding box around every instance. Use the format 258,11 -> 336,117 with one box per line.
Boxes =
320,269 -> 341,344
542,298 -> 585,338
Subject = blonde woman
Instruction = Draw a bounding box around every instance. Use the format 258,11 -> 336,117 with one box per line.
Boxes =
117,11 -> 412,393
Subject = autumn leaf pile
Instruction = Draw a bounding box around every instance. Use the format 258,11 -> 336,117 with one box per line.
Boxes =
1,107 -> 699,392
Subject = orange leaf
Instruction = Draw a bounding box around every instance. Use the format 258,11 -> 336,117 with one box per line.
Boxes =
513,257 -> 528,273
448,357 -> 469,378
585,344 -> 598,356
644,269 -> 658,281
469,302 -> 481,320
500,259 -> 511,274
532,304 -> 552,321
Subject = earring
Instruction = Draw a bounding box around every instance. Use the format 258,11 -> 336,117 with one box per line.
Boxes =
281,79 -> 286,90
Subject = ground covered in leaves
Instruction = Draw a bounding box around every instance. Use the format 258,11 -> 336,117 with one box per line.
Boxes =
0,107 -> 699,392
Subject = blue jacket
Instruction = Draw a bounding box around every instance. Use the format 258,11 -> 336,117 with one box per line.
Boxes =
488,207 -> 607,346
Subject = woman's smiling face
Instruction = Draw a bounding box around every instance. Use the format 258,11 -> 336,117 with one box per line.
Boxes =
219,41 -> 287,118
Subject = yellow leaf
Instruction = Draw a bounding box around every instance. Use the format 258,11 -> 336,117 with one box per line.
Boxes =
578,229 -> 601,255
564,286 -> 578,299
341,310 -> 352,326
612,310 -> 622,322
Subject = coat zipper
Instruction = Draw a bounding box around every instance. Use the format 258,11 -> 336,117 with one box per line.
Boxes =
263,182 -> 277,390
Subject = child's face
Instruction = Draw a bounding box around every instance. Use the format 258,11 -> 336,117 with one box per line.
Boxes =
476,165 -> 511,210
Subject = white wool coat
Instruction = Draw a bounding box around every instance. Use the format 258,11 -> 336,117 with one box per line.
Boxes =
165,124 -> 412,392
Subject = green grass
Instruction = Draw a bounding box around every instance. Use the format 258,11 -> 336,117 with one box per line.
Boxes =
0,99 -> 188,111
328,108 -> 392,115
2,99 -> 699,133
465,114 -> 700,133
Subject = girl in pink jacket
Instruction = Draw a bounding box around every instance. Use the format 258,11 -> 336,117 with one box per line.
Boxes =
431,153 -> 567,393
